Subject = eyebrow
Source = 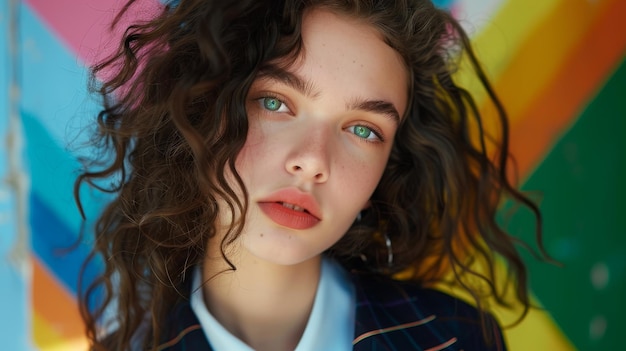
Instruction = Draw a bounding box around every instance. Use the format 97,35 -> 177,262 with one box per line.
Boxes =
256,66 -> 401,124
257,66 -> 321,98
347,99 -> 400,125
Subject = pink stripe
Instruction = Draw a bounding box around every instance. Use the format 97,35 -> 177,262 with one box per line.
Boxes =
25,0 -> 163,66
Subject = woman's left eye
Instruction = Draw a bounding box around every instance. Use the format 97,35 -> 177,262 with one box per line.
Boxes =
347,125 -> 381,142
259,97 -> 290,113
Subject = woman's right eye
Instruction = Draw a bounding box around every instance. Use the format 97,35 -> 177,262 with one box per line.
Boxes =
259,97 -> 290,113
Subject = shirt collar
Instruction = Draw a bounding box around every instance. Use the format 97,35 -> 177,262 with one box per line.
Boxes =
190,257 -> 355,351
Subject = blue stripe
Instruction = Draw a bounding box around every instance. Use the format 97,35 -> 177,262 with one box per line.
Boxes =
20,1 -> 113,312
22,110 -> 109,235
21,2 -> 105,235
30,191 -> 103,301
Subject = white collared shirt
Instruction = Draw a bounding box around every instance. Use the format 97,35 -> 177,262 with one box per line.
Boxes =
190,257 -> 355,351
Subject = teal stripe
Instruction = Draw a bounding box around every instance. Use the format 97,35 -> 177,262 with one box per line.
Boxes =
21,2 -> 100,150
20,2 -> 106,235
22,111 -> 108,236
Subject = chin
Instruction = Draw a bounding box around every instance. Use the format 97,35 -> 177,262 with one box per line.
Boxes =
243,239 -> 320,267
255,248 -> 320,266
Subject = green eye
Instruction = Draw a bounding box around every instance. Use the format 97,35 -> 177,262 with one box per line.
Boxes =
348,125 -> 381,142
263,97 -> 283,111
353,125 -> 373,139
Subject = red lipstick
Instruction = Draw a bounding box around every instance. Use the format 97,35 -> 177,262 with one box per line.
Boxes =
258,188 -> 322,230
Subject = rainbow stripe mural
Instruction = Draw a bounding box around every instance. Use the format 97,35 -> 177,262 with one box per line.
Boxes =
1,0 -> 624,350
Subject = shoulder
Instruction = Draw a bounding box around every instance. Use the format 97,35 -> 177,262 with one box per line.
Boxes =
350,273 -> 506,351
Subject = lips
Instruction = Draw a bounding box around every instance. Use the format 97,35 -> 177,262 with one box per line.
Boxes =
258,188 -> 322,230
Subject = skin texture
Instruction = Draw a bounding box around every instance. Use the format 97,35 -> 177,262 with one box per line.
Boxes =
202,9 -> 408,351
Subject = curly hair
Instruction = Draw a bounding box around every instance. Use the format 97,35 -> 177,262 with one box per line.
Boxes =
75,0 -> 545,350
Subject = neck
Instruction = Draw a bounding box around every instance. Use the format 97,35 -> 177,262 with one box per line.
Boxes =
201,246 -> 322,351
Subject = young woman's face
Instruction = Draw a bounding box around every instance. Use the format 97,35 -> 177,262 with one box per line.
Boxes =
232,8 -> 408,265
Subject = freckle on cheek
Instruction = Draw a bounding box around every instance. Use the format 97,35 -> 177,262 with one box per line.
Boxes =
260,233 -> 264,237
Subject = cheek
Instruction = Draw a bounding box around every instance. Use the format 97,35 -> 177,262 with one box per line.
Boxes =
336,153 -> 389,203
234,121 -> 280,183
235,118 -> 262,167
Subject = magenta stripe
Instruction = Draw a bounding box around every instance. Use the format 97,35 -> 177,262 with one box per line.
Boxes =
25,0 -> 162,66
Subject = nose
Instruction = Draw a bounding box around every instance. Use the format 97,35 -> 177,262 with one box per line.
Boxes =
285,125 -> 331,183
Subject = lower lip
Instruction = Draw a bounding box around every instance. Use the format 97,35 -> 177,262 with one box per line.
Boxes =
258,202 -> 320,230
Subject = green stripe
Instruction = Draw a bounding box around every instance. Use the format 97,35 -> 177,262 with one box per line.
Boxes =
507,55 -> 626,350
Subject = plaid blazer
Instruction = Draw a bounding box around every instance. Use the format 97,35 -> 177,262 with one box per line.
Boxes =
157,273 -> 506,351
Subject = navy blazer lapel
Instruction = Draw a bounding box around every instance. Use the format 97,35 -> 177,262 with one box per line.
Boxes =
351,273 -> 449,350
350,273 -> 505,351
159,298 -> 213,351
158,272 -> 504,351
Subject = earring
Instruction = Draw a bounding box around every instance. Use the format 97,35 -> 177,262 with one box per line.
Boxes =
356,211 -> 362,222
384,233 -> 393,267
356,233 -> 393,269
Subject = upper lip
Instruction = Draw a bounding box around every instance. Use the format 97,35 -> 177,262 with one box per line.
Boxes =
258,187 -> 322,220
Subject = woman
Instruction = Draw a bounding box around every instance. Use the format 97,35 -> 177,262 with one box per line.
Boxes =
76,0 -> 542,350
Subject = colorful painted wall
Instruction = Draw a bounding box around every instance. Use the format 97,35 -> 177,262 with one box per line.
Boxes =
1,0 -> 624,350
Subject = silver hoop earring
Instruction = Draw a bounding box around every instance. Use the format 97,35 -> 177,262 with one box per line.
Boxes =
384,233 -> 393,267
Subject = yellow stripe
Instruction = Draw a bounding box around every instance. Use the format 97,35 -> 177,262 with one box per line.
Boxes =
33,312 -> 88,351
456,0 -> 613,125
489,0 -> 613,124
456,0 -> 563,94
432,257 -> 576,351
495,298 -> 577,351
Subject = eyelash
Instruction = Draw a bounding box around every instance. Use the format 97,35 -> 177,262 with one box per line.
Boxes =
347,123 -> 385,143
257,93 -> 291,114
253,92 -> 386,144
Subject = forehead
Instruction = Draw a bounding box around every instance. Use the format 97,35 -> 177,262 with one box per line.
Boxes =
269,8 -> 409,117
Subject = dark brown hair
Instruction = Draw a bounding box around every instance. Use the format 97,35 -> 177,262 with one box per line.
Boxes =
76,0 -> 546,350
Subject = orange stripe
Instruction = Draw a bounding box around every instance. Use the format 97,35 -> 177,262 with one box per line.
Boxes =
32,256 -> 86,345
484,0 -> 612,126
464,0 -> 614,176
509,0 -> 626,177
